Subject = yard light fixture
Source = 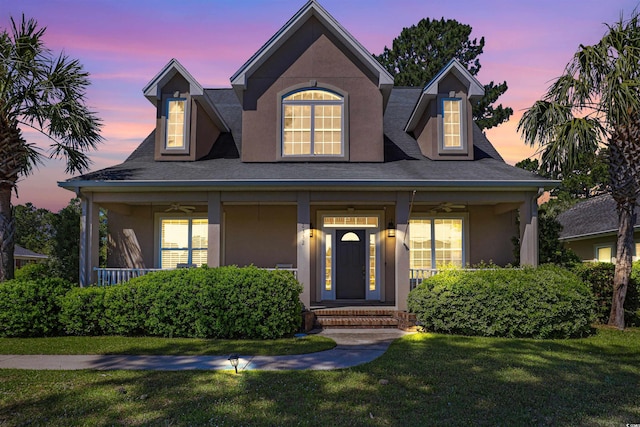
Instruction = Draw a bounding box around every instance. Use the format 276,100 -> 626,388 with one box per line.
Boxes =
387,221 -> 396,238
228,353 -> 240,373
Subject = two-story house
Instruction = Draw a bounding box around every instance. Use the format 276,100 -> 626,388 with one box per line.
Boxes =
60,0 -> 551,313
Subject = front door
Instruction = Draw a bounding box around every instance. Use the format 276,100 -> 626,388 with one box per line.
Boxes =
335,229 -> 366,299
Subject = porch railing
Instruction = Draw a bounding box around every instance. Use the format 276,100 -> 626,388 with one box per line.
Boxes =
410,269 -> 440,290
94,266 -> 298,286
94,267 -> 164,286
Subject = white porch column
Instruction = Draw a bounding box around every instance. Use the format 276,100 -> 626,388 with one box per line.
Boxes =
519,191 -> 539,266
395,192 -> 411,311
297,191 -> 311,309
207,192 -> 221,267
79,193 -> 100,287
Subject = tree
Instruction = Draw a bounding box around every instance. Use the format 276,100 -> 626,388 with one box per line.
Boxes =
49,198 -> 80,283
375,17 -> 513,130
518,12 -> 640,329
14,202 -> 53,255
0,16 -> 102,281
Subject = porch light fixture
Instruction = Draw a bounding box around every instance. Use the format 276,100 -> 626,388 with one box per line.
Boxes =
387,221 -> 396,238
228,353 -> 240,373
310,223 -> 314,238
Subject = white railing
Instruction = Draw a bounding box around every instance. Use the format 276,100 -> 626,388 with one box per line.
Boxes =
94,267 -> 164,286
410,269 -> 440,290
94,266 -> 299,286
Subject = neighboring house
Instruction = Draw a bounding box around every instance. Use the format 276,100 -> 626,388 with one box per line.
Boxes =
14,245 -> 48,269
59,0 -> 551,311
558,194 -> 640,262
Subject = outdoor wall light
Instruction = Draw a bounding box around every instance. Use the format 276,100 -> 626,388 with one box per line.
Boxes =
310,223 -> 314,238
387,221 -> 396,238
228,353 -> 240,373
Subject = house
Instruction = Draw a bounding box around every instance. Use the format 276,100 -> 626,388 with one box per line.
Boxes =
14,245 -> 48,269
59,0 -> 551,312
558,194 -> 640,262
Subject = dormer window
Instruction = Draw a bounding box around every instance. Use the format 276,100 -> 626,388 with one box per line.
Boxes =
442,98 -> 462,149
281,89 -> 345,158
165,98 -> 187,150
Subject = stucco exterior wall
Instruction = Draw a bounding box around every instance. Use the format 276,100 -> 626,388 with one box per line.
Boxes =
564,230 -> 640,261
107,206 -> 155,269
224,205 -> 297,268
241,16 -> 384,162
468,206 -> 519,266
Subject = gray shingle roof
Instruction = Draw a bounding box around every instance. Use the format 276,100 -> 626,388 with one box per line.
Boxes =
63,87 -> 549,188
557,194 -> 640,240
14,245 -> 48,260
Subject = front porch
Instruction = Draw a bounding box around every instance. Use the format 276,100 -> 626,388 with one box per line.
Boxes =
78,188 -> 540,312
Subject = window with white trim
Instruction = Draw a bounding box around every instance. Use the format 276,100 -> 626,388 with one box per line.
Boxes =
282,89 -> 343,157
410,218 -> 464,269
165,98 -> 187,150
442,98 -> 463,149
160,218 -> 207,269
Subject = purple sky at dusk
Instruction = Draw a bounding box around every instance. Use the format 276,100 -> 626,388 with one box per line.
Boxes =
2,0 -> 638,211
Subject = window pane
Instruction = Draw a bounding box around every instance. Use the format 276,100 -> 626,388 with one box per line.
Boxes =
191,250 -> 208,267
434,219 -> 463,267
166,99 -> 186,149
161,250 -> 188,269
192,219 -> 208,249
325,234 -> 332,291
596,247 -> 612,262
369,233 -> 376,291
162,219 -> 189,249
410,219 -> 432,269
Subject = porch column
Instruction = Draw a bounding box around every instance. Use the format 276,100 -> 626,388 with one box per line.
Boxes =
207,192 -> 221,267
395,192 -> 411,311
519,191 -> 539,266
297,191 -> 311,309
79,193 -> 100,287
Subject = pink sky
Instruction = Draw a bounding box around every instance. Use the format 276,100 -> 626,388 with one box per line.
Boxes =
2,0 -> 637,211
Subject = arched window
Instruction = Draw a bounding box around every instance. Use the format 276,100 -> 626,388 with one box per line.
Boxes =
282,89 -> 344,157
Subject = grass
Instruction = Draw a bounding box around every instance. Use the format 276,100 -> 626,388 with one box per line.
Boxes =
1,327 -> 640,426
0,335 -> 336,356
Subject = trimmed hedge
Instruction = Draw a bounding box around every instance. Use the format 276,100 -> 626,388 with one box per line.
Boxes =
0,277 -> 74,337
572,261 -> 640,326
60,266 -> 303,339
407,266 -> 594,339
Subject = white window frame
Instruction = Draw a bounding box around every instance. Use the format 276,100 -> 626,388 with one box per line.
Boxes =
318,211 -> 383,301
163,97 -> 190,153
438,95 -> 467,155
409,214 -> 469,269
277,84 -> 349,161
155,214 -> 208,269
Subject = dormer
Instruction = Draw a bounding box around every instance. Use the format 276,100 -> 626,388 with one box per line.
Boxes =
143,59 -> 229,161
230,0 -> 394,163
405,59 -> 484,160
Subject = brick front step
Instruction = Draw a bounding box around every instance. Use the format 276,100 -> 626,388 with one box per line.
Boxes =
315,316 -> 399,329
309,308 -> 417,330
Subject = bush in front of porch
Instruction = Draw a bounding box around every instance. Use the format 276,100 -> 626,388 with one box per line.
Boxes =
59,266 -> 303,339
407,265 -> 595,339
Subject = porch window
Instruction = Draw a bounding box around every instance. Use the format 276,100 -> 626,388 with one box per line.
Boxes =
282,89 -> 343,157
166,98 -> 187,150
409,218 -> 463,269
160,218 -> 207,269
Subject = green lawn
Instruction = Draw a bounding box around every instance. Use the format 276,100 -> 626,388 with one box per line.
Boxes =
1,327 -> 639,426
0,335 -> 335,356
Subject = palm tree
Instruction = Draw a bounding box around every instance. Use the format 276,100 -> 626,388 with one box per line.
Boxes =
0,16 -> 101,281
518,12 -> 640,329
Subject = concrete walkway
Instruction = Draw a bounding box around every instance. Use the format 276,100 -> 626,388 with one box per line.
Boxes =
0,329 -> 410,371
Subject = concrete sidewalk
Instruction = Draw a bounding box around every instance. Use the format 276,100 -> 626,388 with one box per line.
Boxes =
0,329 -> 410,371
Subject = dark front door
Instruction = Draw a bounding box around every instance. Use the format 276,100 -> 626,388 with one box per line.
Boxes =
335,229 -> 366,299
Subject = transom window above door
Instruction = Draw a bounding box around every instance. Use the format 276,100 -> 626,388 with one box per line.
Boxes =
282,89 -> 344,157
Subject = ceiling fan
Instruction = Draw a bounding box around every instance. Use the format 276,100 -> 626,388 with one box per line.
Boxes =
165,203 -> 196,214
429,202 -> 466,214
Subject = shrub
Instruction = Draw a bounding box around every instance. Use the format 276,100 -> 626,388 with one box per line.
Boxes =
59,287 -> 106,335
407,266 -> 594,339
573,262 -> 640,326
0,277 -> 74,337
14,262 -> 52,281
59,266 -> 303,339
